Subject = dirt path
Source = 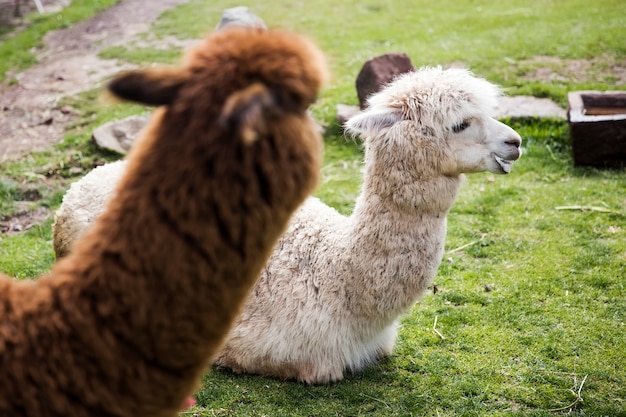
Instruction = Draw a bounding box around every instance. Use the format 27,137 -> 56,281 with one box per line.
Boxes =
0,0 -> 190,162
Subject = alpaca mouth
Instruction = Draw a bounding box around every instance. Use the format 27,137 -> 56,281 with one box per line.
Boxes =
494,155 -> 514,174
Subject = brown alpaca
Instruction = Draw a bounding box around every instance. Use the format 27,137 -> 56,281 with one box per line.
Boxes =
0,27 -> 325,416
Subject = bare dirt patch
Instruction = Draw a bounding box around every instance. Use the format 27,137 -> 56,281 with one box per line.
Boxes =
514,55 -> 626,85
0,0 -> 190,162
0,205 -> 50,234
1,0 -> 70,27
0,0 -> 192,234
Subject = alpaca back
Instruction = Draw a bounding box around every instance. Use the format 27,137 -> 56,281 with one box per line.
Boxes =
53,160 -> 126,257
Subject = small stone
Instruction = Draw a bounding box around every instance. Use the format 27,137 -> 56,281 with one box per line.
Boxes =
495,96 -> 566,119
215,7 -> 266,31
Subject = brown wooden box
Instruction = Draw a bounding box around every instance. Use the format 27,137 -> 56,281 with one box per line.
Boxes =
567,91 -> 626,168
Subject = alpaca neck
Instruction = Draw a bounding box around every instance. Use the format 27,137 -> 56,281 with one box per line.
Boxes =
346,164 -> 462,322
44,166 -> 254,412
54,113 -> 249,364
38,109 -> 313,413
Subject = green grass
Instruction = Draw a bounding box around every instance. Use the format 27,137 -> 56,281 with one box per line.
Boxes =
95,0 -> 626,110
181,118 -> 626,417
0,219 -> 55,278
149,0 -> 625,108
1,0 -> 625,416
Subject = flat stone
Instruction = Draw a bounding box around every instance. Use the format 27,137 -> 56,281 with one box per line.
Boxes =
92,114 -> 150,154
495,96 -> 566,119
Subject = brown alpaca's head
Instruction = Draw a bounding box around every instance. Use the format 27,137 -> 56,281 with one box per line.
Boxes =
99,27 -> 327,288
107,27 -> 327,143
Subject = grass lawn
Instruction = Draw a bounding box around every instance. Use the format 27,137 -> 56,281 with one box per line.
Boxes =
1,0 -> 625,416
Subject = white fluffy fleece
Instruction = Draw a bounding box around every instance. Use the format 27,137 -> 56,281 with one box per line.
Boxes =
53,67 -> 522,384
213,67 -> 522,383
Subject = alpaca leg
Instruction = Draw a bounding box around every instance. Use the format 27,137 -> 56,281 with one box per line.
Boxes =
215,351 -> 345,384
297,360 -> 345,384
377,322 -> 399,358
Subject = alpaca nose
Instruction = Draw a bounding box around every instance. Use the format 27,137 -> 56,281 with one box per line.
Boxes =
505,133 -> 523,160
505,135 -> 522,149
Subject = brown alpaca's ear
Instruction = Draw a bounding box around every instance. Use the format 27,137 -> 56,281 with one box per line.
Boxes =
107,68 -> 191,106
219,83 -> 277,144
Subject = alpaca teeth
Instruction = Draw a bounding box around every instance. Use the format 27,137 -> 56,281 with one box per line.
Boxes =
494,155 -> 512,173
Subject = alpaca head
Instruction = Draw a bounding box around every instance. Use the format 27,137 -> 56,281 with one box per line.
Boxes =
97,27 -> 328,297
345,67 -> 522,177
108,27 -> 328,144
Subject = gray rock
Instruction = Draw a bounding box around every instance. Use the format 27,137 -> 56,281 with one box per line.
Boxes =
216,6 -> 267,31
355,53 -> 414,109
92,114 -> 150,154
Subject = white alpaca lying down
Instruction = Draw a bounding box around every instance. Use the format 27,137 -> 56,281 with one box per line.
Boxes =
53,66 -> 522,384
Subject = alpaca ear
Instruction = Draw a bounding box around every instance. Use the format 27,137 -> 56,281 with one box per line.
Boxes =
344,108 -> 403,138
219,82 -> 276,144
107,68 -> 191,106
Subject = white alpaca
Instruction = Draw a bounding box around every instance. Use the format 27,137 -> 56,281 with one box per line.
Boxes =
53,161 -> 124,257
53,67 -> 522,384
213,67 -> 522,383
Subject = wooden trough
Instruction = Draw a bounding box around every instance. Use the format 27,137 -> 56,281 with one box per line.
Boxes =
568,91 -> 626,168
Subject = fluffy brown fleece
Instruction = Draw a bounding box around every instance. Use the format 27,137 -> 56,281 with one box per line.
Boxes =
0,27 -> 325,416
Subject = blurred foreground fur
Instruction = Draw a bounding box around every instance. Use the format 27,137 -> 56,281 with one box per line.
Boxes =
0,27 -> 325,415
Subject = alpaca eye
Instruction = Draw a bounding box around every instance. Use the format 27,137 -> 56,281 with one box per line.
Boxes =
452,121 -> 470,133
